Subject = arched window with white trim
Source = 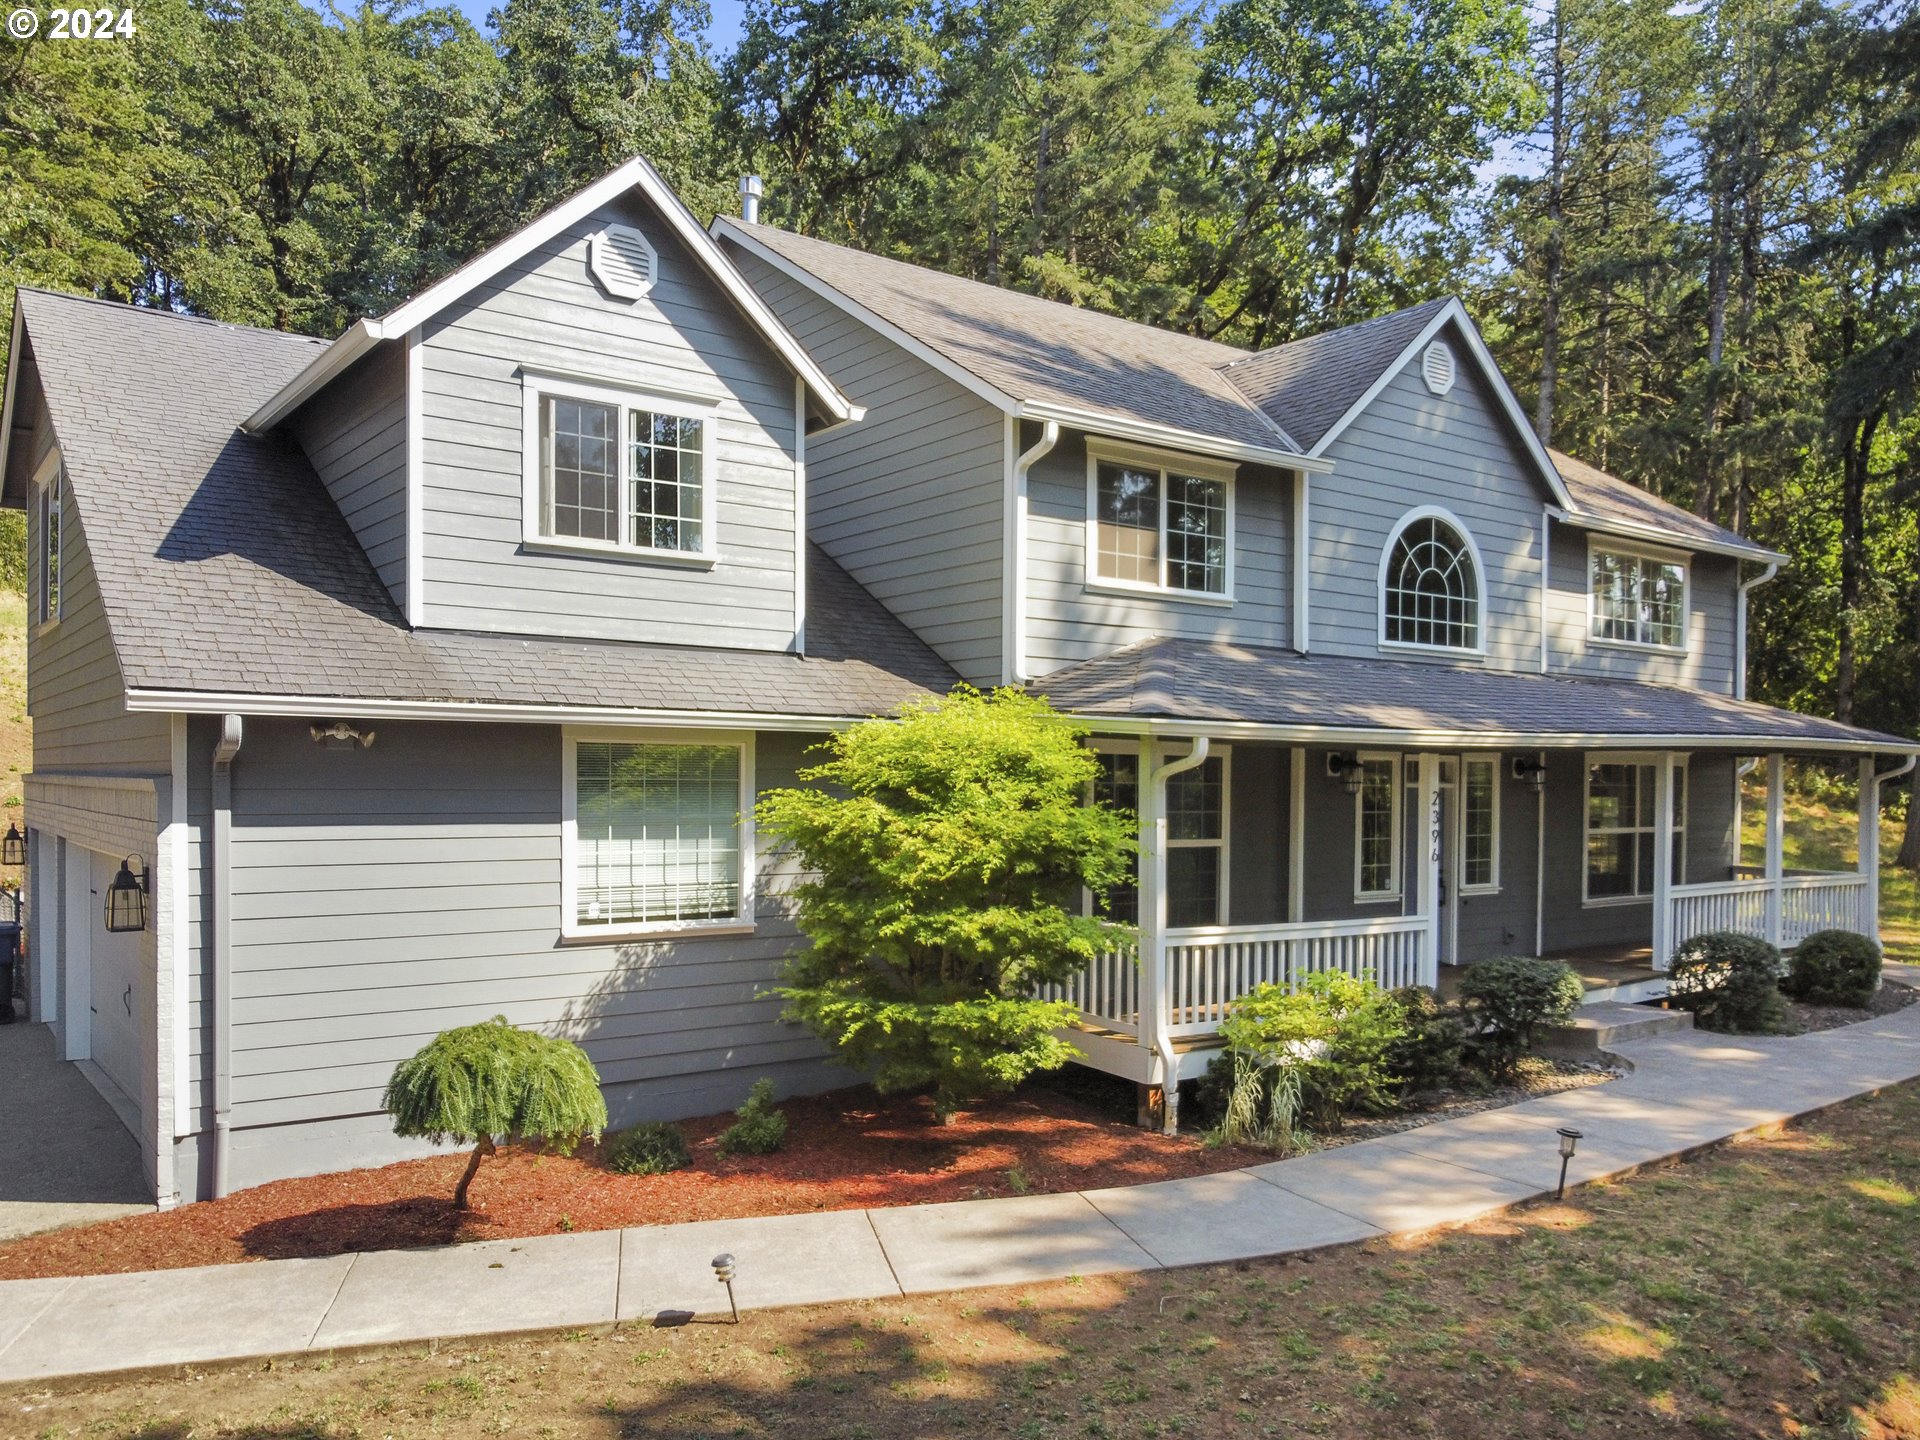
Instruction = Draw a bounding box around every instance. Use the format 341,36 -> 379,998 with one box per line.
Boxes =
1380,509 -> 1482,652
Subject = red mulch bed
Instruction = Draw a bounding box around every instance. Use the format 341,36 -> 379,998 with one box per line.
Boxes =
0,1086 -> 1263,1282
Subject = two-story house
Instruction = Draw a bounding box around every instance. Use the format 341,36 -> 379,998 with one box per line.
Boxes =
2,159 -> 1911,1204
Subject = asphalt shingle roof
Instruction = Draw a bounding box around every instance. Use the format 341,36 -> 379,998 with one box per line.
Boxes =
1033,637 -> 1912,750
15,288 -> 957,717
1548,448 -> 1774,558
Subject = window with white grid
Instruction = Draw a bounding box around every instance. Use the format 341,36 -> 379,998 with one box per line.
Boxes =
1584,758 -> 1687,902
1355,754 -> 1401,899
1088,446 -> 1233,597
1462,756 -> 1499,891
1589,547 -> 1687,650
1382,512 -> 1480,651
527,377 -> 718,559
569,739 -> 748,931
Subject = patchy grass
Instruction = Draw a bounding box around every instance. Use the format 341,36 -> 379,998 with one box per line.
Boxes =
9,1080 -> 1920,1439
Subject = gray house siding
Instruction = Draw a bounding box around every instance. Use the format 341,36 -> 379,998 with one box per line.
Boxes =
1309,328 -> 1549,672
1545,524 -> 1739,693
1026,432 -> 1293,678
417,192 -> 801,649
290,346 -> 409,613
175,716 -> 832,1199
727,247 -> 1006,686
1453,754 -> 1541,964
23,386 -> 170,775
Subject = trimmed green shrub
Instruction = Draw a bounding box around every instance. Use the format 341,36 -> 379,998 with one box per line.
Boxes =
716,1078 -> 789,1157
605,1121 -> 690,1176
1667,930 -> 1785,1033
757,687 -> 1136,1119
385,1017 -> 607,1208
1456,957 -> 1584,1078
1384,986 -> 1471,1093
1782,929 -> 1882,1008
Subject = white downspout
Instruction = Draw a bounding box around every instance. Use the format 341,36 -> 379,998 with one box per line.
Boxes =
211,714 -> 243,1199
1144,735 -> 1209,1133
1735,561 -> 1780,700
1293,471 -> 1310,654
1005,420 -> 1059,684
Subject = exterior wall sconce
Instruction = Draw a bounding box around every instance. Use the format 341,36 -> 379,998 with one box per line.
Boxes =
1512,756 -> 1547,793
1327,752 -> 1365,795
1,823 -> 24,867
104,855 -> 150,933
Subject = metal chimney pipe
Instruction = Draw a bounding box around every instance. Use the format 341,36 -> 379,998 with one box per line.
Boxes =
739,175 -> 763,224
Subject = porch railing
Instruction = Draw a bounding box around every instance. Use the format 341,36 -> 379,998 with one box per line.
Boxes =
1037,945 -> 1141,1037
1668,871 -> 1872,958
1162,916 -> 1433,1038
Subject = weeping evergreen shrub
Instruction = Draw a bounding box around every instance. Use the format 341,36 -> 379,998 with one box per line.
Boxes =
385,1017 -> 608,1208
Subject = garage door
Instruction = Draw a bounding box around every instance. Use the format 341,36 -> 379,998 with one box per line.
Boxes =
86,848 -> 146,1113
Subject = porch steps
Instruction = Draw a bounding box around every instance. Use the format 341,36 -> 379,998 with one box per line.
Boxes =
1579,974 -> 1671,1007
1540,1002 -> 1692,1058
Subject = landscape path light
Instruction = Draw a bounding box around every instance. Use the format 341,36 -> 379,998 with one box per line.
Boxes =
712,1252 -> 740,1324
1556,1127 -> 1583,1200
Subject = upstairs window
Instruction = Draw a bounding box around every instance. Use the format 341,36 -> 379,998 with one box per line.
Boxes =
524,377 -> 717,561
1590,546 -> 1686,650
1087,444 -> 1234,598
37,462 -> 61,625
1381,509 -> 1481,652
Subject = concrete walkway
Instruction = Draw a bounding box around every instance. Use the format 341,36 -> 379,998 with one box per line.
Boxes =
0,1021 -> 151,1242
3,993 -> 1919,1387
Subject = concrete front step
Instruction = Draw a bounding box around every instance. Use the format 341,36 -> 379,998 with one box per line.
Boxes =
1541,1002 -> 1693,1056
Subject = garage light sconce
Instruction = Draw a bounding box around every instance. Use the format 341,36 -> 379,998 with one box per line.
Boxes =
311,720 -> 376,750
104,855 -> 150,933
1327,752 -> 1365,796
1,823 -> 23,867
1511,756 -> 1547,793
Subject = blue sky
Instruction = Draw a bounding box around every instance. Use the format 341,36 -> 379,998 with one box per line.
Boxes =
442,0 -> 751,51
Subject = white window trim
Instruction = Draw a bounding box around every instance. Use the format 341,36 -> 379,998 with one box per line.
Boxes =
1581,751 -> 1688,907
1459,753 -> 1501,895
1083,737 -> 1142,920
1376,504 -> 1488,658
1084,438 -> 1238,603
33,449 -> 62,633
1353,750 -> 1403,902
520,372 -> 720,566
1162,740 -> 1231,929
560,725 -> 756,942
1586,536 -> 1690,654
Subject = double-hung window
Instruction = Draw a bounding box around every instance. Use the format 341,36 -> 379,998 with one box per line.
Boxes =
563,731 -> 754,937
1166,751 -> 1228,927
1461,756 -> 1499,892
1088,750 -> 1141,924
37,460 -> 61,626
1354,754 -> 1401,900
1589,545 -> 1686,650
1584,757 -> 1686,901
524,377 -> 718,561
1087,443 -> 1233,598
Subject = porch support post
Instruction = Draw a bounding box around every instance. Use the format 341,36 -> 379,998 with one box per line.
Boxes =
1287,746 -> 1306,924
1764,751 -> 1785,949
1415,753 -> 1441,987
1651,754 -> 1675,970
1858,756 -> 1879,942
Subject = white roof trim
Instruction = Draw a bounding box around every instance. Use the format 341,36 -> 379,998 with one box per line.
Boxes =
0,301 -> 31,504
715,217 -> 1327,473
124,687 -> 881,733
1547,505 -> 1787,565
245,158 -> 854,432
1304,298 -> 1575,510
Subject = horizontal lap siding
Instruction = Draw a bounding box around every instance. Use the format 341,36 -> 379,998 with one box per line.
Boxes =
419,194 -> 799,649
1454,756 -> 1540,963
179,718 -> 829,1192
1299,747 -> 1412,924
1546,527 -> 1738,692
731,252 -> 1005,685
1311,342 -> 1546,672
290,346 -> 408,612
26,392 -> 170,774
1026,432 -> 1292,676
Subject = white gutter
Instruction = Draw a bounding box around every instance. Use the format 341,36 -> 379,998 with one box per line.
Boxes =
1293,472 -> 1311,654
1735,560 -> 1781,700
1006,419 -> 1059,683
1018,400 -> 1330,474
210,714 -> 243,1199
125,690 -> 886,732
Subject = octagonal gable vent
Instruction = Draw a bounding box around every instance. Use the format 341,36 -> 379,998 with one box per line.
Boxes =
1421,339 -> 1456,396
588,224 -> 657,301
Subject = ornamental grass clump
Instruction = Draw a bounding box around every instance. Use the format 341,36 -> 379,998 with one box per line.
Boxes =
385,1017 -> 607,1208
756,687 -> 1136,1121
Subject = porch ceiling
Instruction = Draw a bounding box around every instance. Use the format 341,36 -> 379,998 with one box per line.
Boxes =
1034,638 -> 1915,754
